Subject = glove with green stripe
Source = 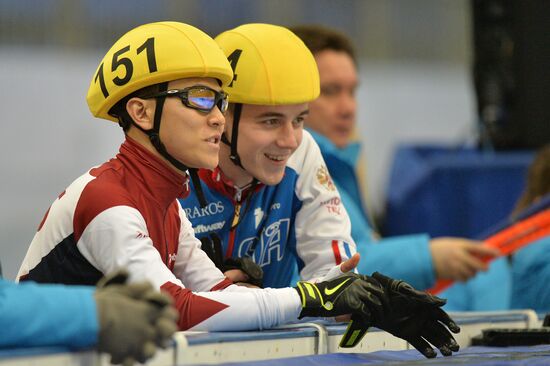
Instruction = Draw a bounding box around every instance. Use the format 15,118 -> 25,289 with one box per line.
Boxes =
367,272 -> 460,358
295,273 -> 384,347
296,272 -> 461,357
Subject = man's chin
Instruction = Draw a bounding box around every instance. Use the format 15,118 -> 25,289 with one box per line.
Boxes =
182,157 -> 218,171
258,172 -> 285,186
327,131 -> 352,148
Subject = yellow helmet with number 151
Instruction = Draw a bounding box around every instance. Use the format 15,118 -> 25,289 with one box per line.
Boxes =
87,21 -> 233,122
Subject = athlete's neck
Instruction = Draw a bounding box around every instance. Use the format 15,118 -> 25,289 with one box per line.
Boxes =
126,128 -> 188,177
218,143 -> 253,188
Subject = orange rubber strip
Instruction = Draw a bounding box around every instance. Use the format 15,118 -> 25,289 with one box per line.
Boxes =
428,209 -> 550,295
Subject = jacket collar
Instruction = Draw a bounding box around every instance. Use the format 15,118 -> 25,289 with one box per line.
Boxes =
117,136 -> 189,206
198,166 -> 263,202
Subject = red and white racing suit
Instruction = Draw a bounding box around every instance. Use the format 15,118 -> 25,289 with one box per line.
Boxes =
18,136 -> 300,330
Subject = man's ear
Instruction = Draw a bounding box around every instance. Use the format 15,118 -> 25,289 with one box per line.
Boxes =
126,97 -> 155,131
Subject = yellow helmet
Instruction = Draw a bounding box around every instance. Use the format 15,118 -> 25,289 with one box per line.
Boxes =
87,21 -> 234,122
214,23 -> 320,105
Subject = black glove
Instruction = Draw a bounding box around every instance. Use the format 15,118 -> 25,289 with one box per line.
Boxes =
200,234 -> 264,287
295,273 -> 384,347
296,273 -> 384,318
368,272 -> 461,358
223,257 -> 263,287
95,270 -> 178,366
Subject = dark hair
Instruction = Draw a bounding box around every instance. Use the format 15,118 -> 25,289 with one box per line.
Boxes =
289,25 -> 357,64
108,83 -> 162,132
512,144 -> 550,216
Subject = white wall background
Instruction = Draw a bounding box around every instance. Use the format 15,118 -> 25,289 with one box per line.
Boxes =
0,47 -> 475,280
359,61 -> 477,214
1,48 -> 121,279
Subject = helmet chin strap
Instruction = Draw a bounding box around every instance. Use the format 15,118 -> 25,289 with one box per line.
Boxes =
220,102 -> 259,193
129,82 -> 208,207
221,103 -> 244,169
148,83 -> 190,173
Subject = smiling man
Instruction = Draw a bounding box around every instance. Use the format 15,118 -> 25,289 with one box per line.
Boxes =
179,23 -> 360,288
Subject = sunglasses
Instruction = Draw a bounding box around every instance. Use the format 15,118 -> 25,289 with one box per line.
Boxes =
143,86 -> 228,114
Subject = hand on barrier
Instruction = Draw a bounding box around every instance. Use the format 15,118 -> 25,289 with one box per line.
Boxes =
369,272 -> 461,358
295,273 -> 383,347
95,270 -> 179,365
223,257 -> 263,287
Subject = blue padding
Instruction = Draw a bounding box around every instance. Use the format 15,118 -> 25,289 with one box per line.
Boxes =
384,144 -> 534,238
214,345 -> 550,366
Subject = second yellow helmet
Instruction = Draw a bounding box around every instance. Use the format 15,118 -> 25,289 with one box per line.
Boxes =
214,23 -> 320,105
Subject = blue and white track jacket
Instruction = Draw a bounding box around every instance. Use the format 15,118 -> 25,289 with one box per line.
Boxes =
180,131 -> 356,288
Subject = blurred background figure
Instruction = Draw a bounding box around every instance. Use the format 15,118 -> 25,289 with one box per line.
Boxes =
511,145 -> 550,217
510,145 -> 550,312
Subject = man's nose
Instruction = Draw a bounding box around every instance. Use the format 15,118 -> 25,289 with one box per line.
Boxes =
207,107 -> 225,129
338,92 -> 356,117
277,122 -> 299,149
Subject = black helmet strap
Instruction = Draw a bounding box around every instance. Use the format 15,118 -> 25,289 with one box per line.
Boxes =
221,103 -> 243,168
126,82 -> 208,207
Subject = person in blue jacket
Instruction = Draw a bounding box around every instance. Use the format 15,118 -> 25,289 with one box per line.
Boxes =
1,268 -> 177,365
509,145 -> 550,312
290,25 -> 507,305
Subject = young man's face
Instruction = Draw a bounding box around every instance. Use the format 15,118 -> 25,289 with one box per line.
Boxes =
160,77 -> 225,170
221,103 -> 308,186
307,50 -> 358,148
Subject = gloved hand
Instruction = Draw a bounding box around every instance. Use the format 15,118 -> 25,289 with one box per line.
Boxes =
295,273 -> 384,347
367,272 -> 461,358
94,270 -> 179,366
223,257 -> 263,287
